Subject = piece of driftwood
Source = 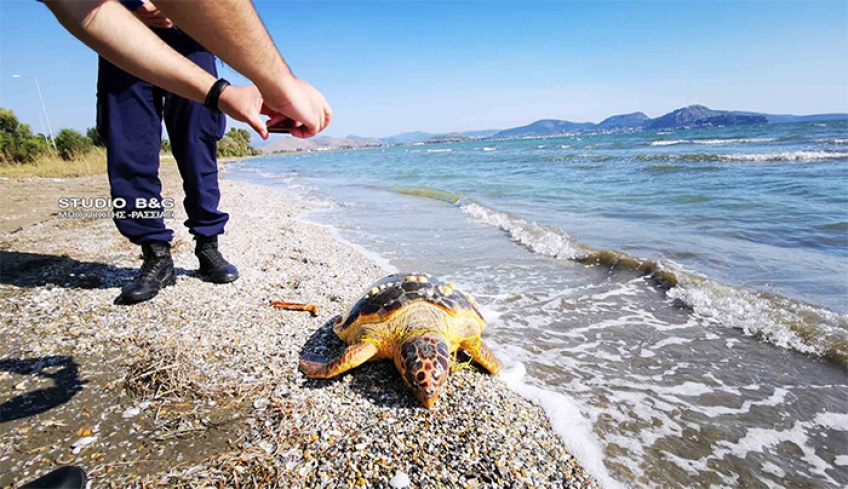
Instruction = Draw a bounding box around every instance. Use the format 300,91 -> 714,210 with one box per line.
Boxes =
270,300 -> 319,317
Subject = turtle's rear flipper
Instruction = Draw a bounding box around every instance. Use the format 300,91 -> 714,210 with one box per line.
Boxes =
300,342 -> 378,379
461,338 -> 502,375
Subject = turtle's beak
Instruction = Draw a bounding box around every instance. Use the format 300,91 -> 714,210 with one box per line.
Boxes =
418,390 -> 439,409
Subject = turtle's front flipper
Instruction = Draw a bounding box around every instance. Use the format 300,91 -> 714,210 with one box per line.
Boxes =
460,338 -> 502,375
300,342 -> 378,379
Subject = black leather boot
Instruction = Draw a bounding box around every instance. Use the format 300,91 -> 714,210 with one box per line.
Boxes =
195,235 -> 239,283
115,241 -> 175,305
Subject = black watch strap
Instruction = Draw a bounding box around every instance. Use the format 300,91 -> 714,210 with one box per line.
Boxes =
204,78 -> 230,112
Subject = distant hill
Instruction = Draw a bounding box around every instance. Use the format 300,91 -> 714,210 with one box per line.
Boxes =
597,112 -> 651,130
256,107 -> 846,153
730,112 -> 848,124
382,129 -> 500,145
646,105 -> 767,130
422,132 -> 475,144
490,105 -> 804,138
493,119 -> 596,138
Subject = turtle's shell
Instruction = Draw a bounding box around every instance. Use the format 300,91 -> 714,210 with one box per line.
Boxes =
337,273 -> 483,332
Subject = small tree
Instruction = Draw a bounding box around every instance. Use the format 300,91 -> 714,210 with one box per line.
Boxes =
161,138 -> 171,153
0,107 -> 48,163
55,128 -> 93,161
86,127 -> 105,147
217,128 -> 258,157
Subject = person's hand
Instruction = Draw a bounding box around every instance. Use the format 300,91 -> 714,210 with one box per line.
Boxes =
263,78 -> 333,139
217,85 -> 272,140
134,1 -> 173,29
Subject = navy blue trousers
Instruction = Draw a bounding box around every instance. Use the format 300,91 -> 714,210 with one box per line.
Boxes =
97,29 -> 228,244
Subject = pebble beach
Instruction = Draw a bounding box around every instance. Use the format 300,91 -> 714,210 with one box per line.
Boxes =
0,165 -> 598,488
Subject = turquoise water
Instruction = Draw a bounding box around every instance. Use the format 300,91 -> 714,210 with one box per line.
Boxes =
228,121 -> 848,488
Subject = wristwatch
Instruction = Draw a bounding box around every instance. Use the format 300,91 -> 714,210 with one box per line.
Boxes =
204,78 -> 230,113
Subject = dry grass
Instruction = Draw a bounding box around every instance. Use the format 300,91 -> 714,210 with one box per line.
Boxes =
124,336 -> 270,402
124,338 -> 202,400
0,148 -> 107,178
0,149 -> 177,178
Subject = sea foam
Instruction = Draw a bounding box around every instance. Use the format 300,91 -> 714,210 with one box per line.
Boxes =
497,359 -> 626,489
461,201 -> 848,368
717,151 -> 848,162
650,138 -> 778,146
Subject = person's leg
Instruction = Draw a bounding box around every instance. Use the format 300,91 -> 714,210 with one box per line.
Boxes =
161,31 -> 227,237
97,57 -> 172,244
161,30 -> 238,283
97,56 -> 175,304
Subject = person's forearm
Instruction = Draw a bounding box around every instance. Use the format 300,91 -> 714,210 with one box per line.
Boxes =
153,0 -> 296,99
45,0 -> 216,104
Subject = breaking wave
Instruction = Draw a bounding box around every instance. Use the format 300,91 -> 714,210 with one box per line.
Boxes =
635,151 -> 848,163
717,151 -> 848,161
650,140 -> 687,146
650,138 -> 779,146
460,201 -> 848,368
692,138 -> 779,145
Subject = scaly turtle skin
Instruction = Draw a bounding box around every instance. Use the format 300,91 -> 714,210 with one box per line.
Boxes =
300,273 -> 502,408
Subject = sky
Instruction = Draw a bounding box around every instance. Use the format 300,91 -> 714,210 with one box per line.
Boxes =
1,0 -> 846,139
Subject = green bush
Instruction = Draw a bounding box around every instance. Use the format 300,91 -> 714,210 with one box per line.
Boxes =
0,107 -> 49,163
86,127 -> 105,147
217,128 -> 260,158
55,128 -> 93,161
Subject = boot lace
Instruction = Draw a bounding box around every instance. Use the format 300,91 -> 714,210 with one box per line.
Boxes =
134,253 -> 166,282
198,245 -> 229,269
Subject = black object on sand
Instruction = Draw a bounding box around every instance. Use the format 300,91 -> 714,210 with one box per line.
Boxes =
20,466 -> 87,489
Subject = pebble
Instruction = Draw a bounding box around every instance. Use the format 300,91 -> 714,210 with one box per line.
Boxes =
121,407 -> 141,419
258,441 -> 275,453
389,471 -> 411,488
70,436 -> 97,455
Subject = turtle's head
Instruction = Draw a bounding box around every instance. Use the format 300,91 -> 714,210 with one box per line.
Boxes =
395,333 -> 451,409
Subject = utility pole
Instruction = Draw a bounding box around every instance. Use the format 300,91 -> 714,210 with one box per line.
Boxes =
12,74 -> 57,151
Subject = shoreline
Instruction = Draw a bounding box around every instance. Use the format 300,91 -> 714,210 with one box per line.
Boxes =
0,165 -> 600,488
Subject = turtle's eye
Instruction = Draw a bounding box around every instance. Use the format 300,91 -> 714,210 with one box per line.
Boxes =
397,335 -> 450,408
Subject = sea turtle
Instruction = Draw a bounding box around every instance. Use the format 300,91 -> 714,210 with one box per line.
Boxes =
300,273 -> 502,408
